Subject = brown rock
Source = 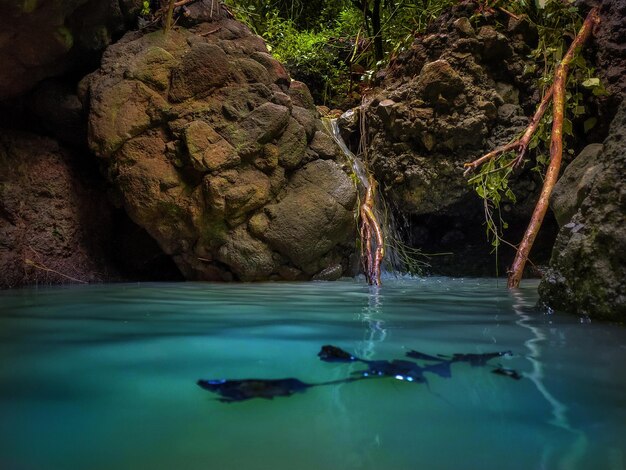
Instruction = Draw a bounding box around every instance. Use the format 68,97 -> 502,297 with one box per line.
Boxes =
169,43 -> 231,102
184,121 -> 240,172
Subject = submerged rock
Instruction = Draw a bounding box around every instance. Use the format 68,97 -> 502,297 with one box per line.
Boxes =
539,101 -> 626,321
82,4 -> 357,281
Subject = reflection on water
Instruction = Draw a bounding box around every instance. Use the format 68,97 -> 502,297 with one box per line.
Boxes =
355,285 -> 387,360
511,289 -> 588,469
0,278 -> 625,470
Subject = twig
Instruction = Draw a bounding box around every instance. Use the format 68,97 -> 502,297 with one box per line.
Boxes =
174,0 -> 196,7
200,26 -> 221,36
24,258 -> 88,284
499,7 -> 520,20
463,85 -> 554,176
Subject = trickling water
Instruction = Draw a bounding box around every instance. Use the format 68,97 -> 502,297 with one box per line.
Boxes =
326,114 -> 427,279
327,116 -> 370,190
326,115 -> 386,284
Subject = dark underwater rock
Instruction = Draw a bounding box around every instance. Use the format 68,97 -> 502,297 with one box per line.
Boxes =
198,345 -> 522,403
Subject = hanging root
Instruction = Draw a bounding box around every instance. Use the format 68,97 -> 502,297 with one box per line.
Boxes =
360,176 -> 384,286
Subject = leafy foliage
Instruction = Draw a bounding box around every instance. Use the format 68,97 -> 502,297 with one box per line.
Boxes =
468,0 -> 604,254
223,0 -> 455,106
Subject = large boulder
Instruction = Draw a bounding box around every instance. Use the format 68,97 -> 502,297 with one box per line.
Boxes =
82,4 -> 357,281
0,0 -> 142,101
539,101 -> 626,321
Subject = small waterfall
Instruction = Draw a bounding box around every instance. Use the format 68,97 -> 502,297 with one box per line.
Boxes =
327,118 -> 370,190
325,115 -> 386,285
326,113 -> 431,282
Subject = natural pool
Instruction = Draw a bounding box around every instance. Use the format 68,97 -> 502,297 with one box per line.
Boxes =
0,278 -> 625,470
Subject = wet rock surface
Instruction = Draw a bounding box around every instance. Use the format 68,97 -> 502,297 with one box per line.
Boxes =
82,4 -> 357,281
539,101 -> 626,321
356,2 -> 558,275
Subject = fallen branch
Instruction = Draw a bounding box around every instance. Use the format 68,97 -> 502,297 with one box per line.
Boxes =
464,85 -> 554,176
507,7 -> 600,288
200,26 -> 222,36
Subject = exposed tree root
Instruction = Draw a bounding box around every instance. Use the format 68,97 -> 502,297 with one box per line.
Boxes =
463,7 -> 599,288
360,176 -> 384,286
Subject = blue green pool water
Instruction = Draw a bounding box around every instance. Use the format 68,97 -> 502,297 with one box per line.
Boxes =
1,278 -> 625,470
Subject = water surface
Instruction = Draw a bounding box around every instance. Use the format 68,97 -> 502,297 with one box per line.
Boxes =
1,278 -> 625,470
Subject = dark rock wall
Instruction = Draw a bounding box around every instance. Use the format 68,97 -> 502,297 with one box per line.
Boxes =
0,130 -> 116,287
0,0 -> 143,101
352,2 -> 559,276
537,0 -> 626,320
0,130 -> 182,288
539,103 -> 625,321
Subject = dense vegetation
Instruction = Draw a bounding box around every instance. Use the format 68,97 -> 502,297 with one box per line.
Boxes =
222,0 -> 455,106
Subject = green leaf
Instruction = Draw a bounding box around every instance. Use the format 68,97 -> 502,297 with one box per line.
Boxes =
581,78 -> 600,88
523,64 -> 537,75
505,188 -> 516,202
529,135 -> 539,150
563,118 -> 573,136
584,117 -> 597,133
592,86 -> 609,97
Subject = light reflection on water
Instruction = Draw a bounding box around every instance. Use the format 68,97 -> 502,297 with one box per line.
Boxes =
0,278 -> 625,470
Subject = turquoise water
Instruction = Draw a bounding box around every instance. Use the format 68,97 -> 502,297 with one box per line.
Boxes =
0,278 -> 625,470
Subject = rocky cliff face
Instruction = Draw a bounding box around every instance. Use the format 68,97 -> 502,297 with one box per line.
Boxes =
81,3 -> 357,281
0,131 -> 114,287
539,0 -> 626,322
539,103 -> 625,322
0,130 -> 184,287
346,2 -> 558,275
537,0 -> 626,321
